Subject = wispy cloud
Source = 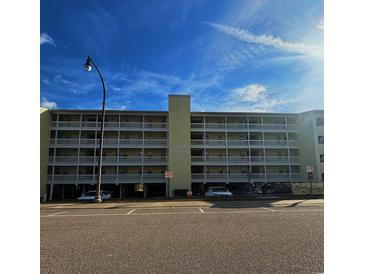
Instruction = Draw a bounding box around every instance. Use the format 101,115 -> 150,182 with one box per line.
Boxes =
40,33 -> 55,46
317,18 -> 324,31
109,84 -> 122,92
218,83 -> 296,112
231,84 -> 266,102
53,74 -> 73,85
41,97 -> 57,109
205,22 -> 322,57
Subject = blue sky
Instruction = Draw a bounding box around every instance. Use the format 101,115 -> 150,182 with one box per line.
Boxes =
40,0 -> 323,112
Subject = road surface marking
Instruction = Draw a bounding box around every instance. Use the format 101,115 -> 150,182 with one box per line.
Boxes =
261,207 -> 276,212
199,208 -> 204,213
40,208 -> 323,218
47,211 -> 66,217
126,209 -> 136,215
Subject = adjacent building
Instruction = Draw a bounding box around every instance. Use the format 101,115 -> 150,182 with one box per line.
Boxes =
40,95 -> 324,200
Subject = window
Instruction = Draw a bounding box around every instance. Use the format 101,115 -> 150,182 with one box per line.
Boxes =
318,136 -> 324,144
322,173 -> 324,182
320,154 -> 324,163
316,118 -> 324,126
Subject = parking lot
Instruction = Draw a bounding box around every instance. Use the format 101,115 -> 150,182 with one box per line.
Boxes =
41,199 -> 323,273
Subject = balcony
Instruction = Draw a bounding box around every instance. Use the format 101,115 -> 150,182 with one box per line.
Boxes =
190,139 -> 298,148
48,156 -> 167,165
191,173 -> 302,182
190,156 -> 299,165
49,138 -> 167,148
191,123 -> 297,132
48,173 -> 166,184
52,121 -> 168,131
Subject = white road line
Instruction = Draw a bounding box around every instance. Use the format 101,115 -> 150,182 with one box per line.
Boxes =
199,208 -> 204,213
40,208 -> 323,218
261,207 -> 276,212
47,211 -> 66,217
126,209 -> 136,215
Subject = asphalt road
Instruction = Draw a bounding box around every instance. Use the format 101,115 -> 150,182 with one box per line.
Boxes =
41,202 -> 323,274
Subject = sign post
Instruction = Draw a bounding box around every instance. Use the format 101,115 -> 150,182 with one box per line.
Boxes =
164,171 -> 173,197
306,166 -> 313,194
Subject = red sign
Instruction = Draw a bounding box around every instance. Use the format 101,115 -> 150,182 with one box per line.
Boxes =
165,171 -> 173,178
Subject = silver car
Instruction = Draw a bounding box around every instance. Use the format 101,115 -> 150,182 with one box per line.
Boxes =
77,191 -> 112,201
205,187 -> 233,197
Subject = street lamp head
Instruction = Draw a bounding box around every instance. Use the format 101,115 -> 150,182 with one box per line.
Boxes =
84,57 -> 92,72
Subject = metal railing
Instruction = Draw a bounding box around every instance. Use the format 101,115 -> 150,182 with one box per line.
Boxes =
49,173 -> 166,183
191,123 -> 297,131
191,173 -> 302,181
48,156 -> 167,164
190,139 -> 298,147
52,121 -> 168,129
50,138 -> 167,146
190,156 -> 298,164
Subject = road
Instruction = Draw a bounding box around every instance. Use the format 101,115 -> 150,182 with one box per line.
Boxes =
41,200 -> 323,273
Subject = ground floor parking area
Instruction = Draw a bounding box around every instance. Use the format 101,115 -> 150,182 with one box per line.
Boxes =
46,181 -> 294,200
41,199 -> 323,273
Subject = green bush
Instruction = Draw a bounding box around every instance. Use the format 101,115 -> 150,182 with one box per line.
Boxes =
292,182 -> 324,195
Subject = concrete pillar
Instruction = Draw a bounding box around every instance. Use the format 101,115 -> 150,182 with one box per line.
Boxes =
168,95 -> 191,197
143,183 -> 147,198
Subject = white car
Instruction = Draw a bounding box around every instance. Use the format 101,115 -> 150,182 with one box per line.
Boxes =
205,187 -> 233,197
77,191 -> 112,201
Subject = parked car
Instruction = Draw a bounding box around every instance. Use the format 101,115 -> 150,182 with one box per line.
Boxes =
262,188 -> 275,194
245,187 -> 263,195
205,187 -> 233,197
77,191 -> 112,201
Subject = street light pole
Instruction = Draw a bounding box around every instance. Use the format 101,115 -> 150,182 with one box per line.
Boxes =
84,56 -> 106,203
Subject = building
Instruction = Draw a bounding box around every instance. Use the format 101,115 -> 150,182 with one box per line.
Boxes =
40,95 -> 324,200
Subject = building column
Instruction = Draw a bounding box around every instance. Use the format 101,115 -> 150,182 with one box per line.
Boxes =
168,95 -> 191,197
143,183 -> 148,198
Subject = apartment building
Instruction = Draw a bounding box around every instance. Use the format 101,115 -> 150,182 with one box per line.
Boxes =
40,95 -> 324,200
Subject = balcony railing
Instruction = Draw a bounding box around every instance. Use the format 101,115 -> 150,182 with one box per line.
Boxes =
191,139 -> 298,147
52,121 -> 168,130
191,123 -> 297,131
191,173 -> 302,182
190,156 -> 298,164
48,173 -> 166,183
48,172 -> 302,183
48,156 -> 167,164
49,138 -> 167,147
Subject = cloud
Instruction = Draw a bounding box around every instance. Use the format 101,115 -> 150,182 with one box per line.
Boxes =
214,83 -> 297,113
109,84 -> 122,92
231,84 -> 266,102
53,74 -> 73,85
40,33 -> 55,46
41,97 -> 57,109
206,22 -> 322,56
41,78 -> 51,85
317,18 -> 324,30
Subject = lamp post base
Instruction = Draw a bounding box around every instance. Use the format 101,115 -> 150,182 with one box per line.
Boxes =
94,197 -> 102,203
